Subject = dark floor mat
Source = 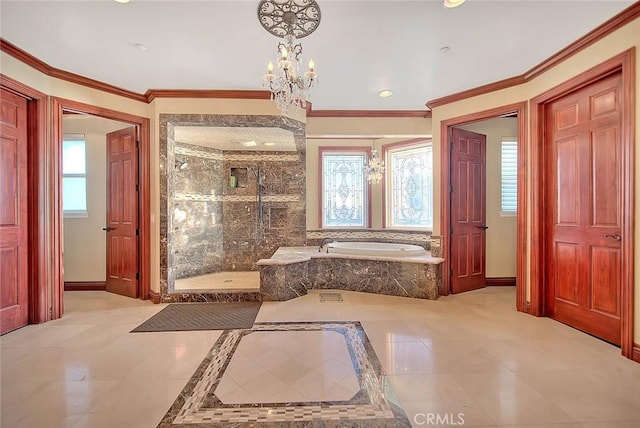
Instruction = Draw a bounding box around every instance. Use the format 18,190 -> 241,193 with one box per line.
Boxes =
130,302 -> 262,332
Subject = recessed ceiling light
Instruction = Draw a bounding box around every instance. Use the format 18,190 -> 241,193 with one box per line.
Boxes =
439,46 -> 451,54
378,90 -> 393,98
443,0 -> 466,8
133,43 -> 147,51
114,0 -> 131,3
263,142 -> 276,146
240,140 -> 257,147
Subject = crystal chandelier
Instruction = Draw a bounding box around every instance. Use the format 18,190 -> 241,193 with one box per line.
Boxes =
258,0 -> 320,114
365,140 -> 385,184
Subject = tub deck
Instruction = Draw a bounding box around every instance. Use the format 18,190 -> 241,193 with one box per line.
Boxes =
257,246 -> 445,301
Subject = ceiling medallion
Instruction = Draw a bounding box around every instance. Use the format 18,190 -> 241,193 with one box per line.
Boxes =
258,0 -> 321,39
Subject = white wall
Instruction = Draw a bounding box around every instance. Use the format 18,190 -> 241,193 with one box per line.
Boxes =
62,115 -> 131,282
459,118 -> 518,278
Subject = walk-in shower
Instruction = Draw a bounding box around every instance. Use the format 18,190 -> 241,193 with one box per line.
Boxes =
159,114 -> 307,301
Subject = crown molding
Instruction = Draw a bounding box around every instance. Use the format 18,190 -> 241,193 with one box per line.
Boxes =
0,39 -> 429,117
144,89 -> 272,103
307,110 -> 431,118
0,38 -> 147,103
523,1 -> 640,80
426,76 -> 525,110
426,1 -> 640,109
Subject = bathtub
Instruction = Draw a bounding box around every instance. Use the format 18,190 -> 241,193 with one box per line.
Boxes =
258,245 -> 445,301
325,241 -> 427,257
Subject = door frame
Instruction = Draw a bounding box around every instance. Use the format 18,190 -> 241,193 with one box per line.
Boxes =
0,74 -> 53,323
52,97 -> 151,304
530,48 -> 635,358
440,102 -> 527,313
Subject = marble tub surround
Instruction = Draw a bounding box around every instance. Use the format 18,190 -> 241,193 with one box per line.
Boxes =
157,321 -> 411,427
260,261 -> 308,301
308,258 -> 441,300
159,114 -> 306,302
429,235 -> 443,258
257,246 -> 444,301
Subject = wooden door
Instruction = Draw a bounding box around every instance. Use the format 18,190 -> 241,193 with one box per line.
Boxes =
545,72 -> 622,345
450,128 -> 487,294
106,127 -> 139,298
0,89 -> 29,334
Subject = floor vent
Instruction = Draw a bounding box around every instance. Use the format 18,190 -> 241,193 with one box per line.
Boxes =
319,292 -> 343,303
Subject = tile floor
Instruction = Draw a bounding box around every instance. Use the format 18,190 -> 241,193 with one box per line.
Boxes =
174,271 -> 260,291
1,287 -> 640,427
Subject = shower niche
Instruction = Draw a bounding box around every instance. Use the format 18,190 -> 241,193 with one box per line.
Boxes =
228,167 -> 248,189
159,114 -> 306,302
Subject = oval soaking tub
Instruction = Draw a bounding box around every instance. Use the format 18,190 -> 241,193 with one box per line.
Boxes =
325,241 -> 427,257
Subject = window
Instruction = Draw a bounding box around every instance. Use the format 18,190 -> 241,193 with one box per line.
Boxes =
63,135 -> 88,217
320,148 -> 368,227
501,138 -> 518,214
386,142 -> 433,229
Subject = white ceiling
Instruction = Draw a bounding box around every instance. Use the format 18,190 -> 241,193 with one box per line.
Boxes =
0,1 -> 633,111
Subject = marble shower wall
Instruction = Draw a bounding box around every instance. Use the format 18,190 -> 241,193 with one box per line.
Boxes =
222,152 -> 306,271
159,113 -> 306,299
173,142 -> 224,279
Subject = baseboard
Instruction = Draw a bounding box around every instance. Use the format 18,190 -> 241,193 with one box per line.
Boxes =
148,289 -> 161,304
64,281 -> 106,291
486,277 -> 516,287
632,343 -> 640,364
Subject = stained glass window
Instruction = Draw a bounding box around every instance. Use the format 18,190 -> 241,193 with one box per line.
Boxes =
321,151 -> 367,227
388,144 -> 432,228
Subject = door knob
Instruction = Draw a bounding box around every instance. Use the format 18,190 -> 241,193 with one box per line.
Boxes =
604,234 -> 621,241
102,227 -> 112,232
476,225 -> 489,230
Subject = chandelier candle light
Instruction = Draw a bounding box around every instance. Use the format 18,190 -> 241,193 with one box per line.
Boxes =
365,140 -> 385,184
259,0 -> 320,113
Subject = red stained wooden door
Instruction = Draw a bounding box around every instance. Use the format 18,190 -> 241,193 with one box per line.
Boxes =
450,128 -> 487,294
0,89 -> 29,334
545,72 -> 622,345
106,127 -> 139,298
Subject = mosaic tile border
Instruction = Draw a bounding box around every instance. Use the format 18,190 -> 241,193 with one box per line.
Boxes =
158,321 -> 410,427
175,145 -> 300,162
175,145 -> 224,160
224,153 -> 300,162
174,193 -> 301,203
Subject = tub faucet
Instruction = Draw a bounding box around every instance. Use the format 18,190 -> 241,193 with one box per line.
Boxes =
318,238 -> 336,252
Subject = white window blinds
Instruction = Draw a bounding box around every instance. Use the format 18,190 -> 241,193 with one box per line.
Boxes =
501,138 -> 517,213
